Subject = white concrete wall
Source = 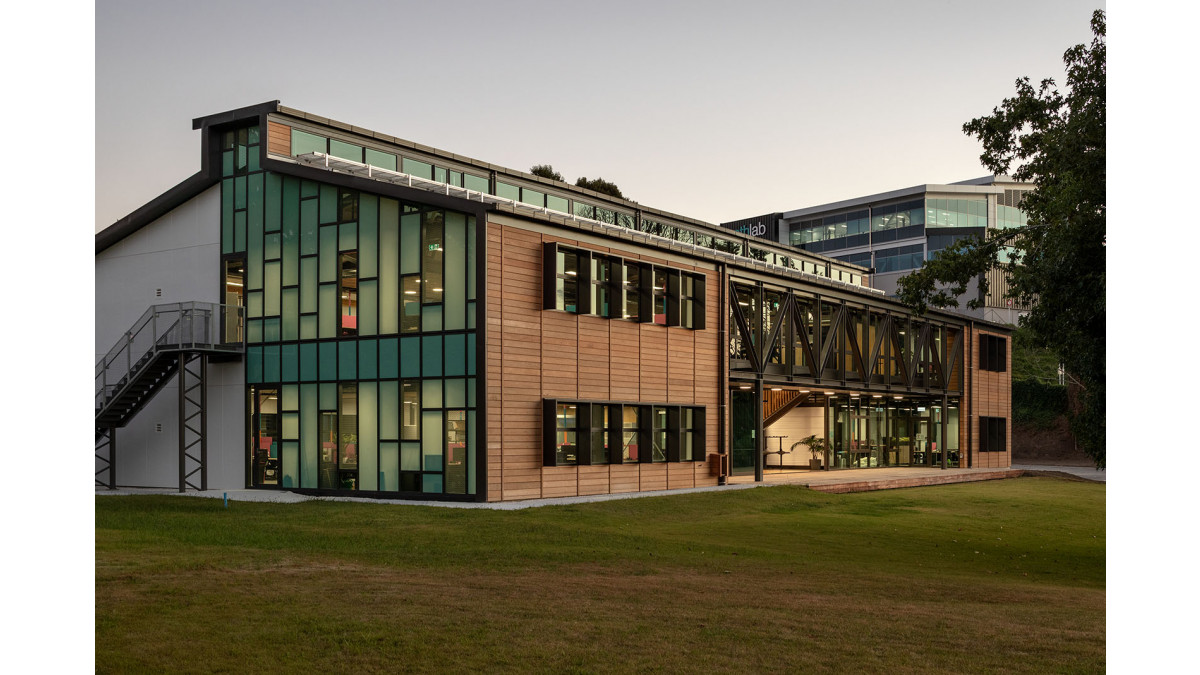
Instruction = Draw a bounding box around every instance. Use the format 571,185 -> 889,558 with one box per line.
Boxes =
763,404 -> 824,467
95,186 -> 246,490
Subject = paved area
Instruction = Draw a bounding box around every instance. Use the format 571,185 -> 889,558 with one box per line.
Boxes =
95,463 -> 1101,509
1012,463 -> 1106,482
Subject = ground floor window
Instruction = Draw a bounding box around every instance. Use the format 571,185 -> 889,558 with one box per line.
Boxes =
543,399 -> 705,467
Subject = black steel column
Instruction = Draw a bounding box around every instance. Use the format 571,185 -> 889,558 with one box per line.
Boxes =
109,427 -> 117,489
178,358 -> 186,493
754,380 -> 764,482
200,354 -> 209,491
941,393 -> 948,470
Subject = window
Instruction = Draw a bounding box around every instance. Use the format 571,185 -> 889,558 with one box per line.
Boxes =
980,416 -> 1007,452
541,244 -> 704,329
980,335 -> 1007,372
339,252 -> 357,336
543,399 -> 705,466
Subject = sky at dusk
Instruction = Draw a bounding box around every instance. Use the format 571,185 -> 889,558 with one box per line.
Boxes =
96,0 -> 1103,232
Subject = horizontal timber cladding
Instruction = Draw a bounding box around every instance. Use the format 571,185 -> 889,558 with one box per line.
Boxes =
487,215 -> 721,501
266,121 -> 291,157
968,325 -> 1012,469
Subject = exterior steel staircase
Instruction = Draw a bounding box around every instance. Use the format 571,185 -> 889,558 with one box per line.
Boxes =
95,302 -> 244,491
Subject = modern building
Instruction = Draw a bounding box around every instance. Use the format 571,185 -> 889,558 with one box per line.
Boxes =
723,177 -> 1033,325
95,101 -> 1012,502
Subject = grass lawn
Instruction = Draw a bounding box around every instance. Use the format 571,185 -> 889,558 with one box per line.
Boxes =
95,477 -> 1104,673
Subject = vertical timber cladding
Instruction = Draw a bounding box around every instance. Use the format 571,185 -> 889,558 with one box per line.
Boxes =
486,214 -> 721,501
970,326 -> 1013,468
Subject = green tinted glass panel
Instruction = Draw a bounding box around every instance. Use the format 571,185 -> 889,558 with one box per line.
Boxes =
400,213 -> 420,275
291,129 -> 326,156
263,345 -> 280,382
422,336 -> 442,376
300,342 -> 317,381
449,170 -> 462,186
247,319 -> 262,344
329,139 -> 363,162
221,179 -> 234,254
247,291 -> 263,319
520,188 -> 543,207
319,342 -> 337,381
468,378 -> 476,407
359,339 -> 377,379
282,288 -> 298,341
380,381 -> 399,439
281,343 -> 298,382
300,199 -> 318,254
434,167 -> 448,183
282,235 -> 298,289
360,280 -> 377,336
320,184 -> 338,224
401,337 -> 419,378
301,257 -> 318,313
319,284 -> 336,339
444,211 -> 466,331
464,174 -> 488,192
264,262 -> 280,315
445,378 -> 466,409
546,194 -> 569,212
235,176 -> 247,209
422,379 -> 442,409
422,304 -> 442,332
301,180 -> 318,198
234,211 -> 246,253
319,382 -> 337,410
401,442 -> 420,471
402,157 -> 432,179
300,314 -> 317,340
379,338 -> 399,379
265,173 -> 282,233
222,150 -> 233,177
422,474 -> 443,494
422,411 -> 443,471
359,195 -> 378,278
365,148 -> 397,171
301,384 -> 318,488
380,442 -> 399,491
263,318 -> 280,343
339,222 -> 357,251
319,226 -> 337,281
467,335 -> 476,376
445,334 -> 466,377
496,182 -> 519,201
282,178 -> 299,238
264,233 -> 280,260
467,217 -> 476,301
339,341 -> 356,380
379,199 -> 399,334
467,409 -> 476,495
247,347 -> 262,383
248,173 -> 263,232
358,382 -> 378,491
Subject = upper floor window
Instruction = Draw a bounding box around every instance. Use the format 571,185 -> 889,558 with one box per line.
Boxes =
980,335 -> 1007,372
542,243 -> 705,329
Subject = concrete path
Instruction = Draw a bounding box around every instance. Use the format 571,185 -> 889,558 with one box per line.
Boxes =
1012,464 -> 1106,482
96,463 -> 1101,509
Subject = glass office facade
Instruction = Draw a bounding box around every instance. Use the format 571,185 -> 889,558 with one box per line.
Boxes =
225,123 -> 479,496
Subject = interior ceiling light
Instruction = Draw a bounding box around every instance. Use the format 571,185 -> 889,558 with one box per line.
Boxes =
823,391 -> 834,395
771,387 -> 782,391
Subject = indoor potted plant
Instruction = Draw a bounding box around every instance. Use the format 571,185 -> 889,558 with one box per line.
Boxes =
798,434 -> 828,470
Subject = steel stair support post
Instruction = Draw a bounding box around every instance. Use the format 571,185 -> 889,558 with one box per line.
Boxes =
178,353 -> 186,493
177,351 -> 208,492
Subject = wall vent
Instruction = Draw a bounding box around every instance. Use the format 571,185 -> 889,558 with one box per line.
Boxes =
155,423 -> 163,433
156,288 -> 162,297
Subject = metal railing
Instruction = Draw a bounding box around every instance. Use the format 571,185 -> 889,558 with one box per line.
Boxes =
95,302 -> 244,412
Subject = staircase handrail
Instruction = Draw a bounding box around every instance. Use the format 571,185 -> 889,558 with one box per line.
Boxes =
95,302 -> 244,412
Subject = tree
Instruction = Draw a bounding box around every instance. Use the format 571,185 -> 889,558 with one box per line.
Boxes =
529,164 -> 564,182
574,176 -> 625,200
896,10 -> 1105,467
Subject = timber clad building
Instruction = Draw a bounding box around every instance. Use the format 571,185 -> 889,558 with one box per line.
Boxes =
95,102 -> 1012,502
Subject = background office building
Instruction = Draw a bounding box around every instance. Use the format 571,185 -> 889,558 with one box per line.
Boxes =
96,102 -> 1012,501
725,177 -> 1033,325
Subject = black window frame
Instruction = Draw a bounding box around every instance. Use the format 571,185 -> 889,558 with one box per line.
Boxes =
979,416 -> 1007,452
543,398 -> 706,467
980,334 -> 1007,372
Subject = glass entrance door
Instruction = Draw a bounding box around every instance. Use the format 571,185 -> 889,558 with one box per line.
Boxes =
730,389 -> 757,477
